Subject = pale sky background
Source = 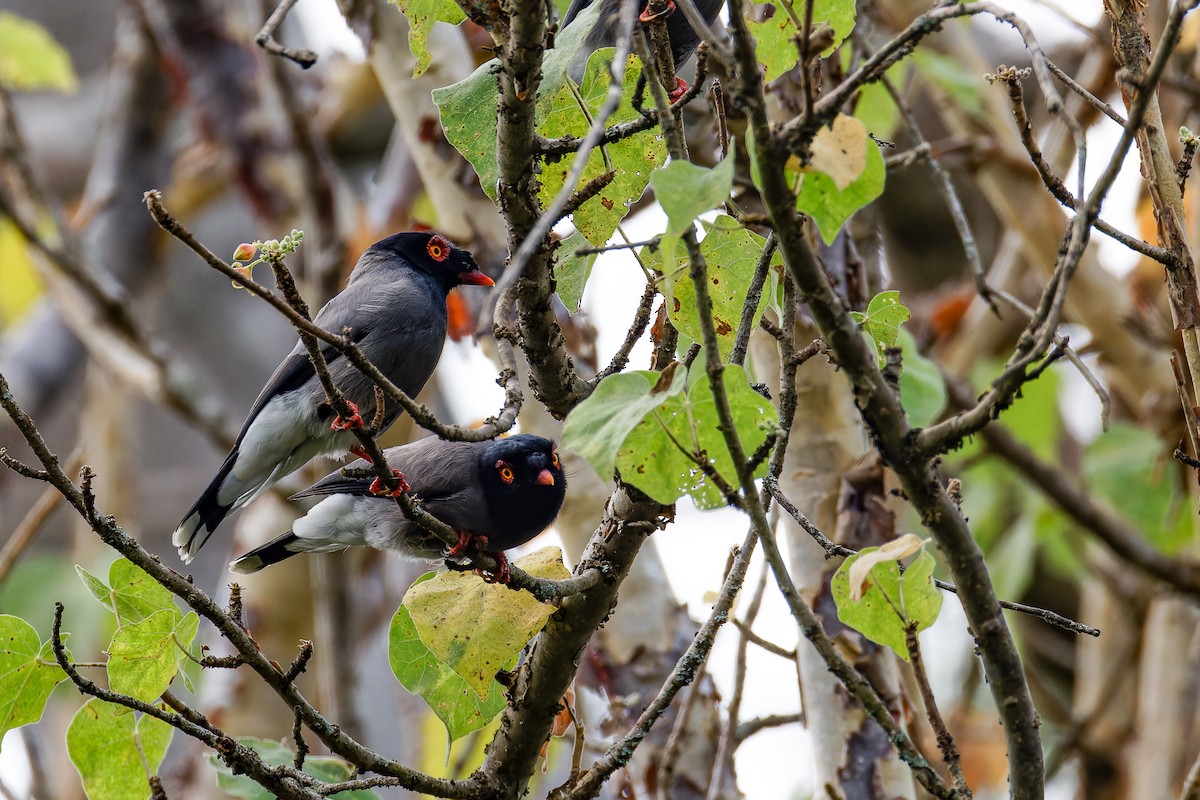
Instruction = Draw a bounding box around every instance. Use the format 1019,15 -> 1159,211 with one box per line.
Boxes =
0,1 -> 1126,798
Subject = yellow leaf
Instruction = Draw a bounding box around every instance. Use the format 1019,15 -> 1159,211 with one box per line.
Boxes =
0,13 -> 78,93
0,218 -> 42,326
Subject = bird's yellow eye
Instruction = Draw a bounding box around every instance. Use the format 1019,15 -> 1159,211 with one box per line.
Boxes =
551,452 -> 560,469
496,461 -> 515,484
427,235 -> 450,262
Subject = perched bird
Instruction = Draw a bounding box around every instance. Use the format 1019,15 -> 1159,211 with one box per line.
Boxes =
174,232 -> 493,563
561,0 -> 724,95
228,434 -> 568,582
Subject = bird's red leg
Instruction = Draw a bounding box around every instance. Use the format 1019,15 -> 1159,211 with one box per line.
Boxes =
448,531 -> 489,557
330,400 -> 365,431
668,76 -> 688,102
477,552 -> 511,585
349,444 -> 373,463
369,469 -> 410,496
638,0 -> 675,22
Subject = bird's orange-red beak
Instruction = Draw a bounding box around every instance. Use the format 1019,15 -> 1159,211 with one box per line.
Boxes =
458,269 -> 495,287
536,469 -> 556,486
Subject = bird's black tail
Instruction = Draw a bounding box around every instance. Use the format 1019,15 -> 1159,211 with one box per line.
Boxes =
173,449 -> 239,563
228,531 -> 303,574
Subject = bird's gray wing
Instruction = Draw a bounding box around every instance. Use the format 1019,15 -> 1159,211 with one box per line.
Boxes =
291,438 -> 482,510
234,283 -> 382,444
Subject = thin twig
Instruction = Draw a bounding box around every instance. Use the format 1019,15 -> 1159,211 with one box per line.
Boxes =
730,233 -> 777,367
254,0 -> 318,68
562,530 -> 758,798
907,627 -> 972,798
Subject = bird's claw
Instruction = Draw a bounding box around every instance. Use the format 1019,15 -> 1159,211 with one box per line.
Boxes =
448,531 -> 489,557
331,401 -> 365,432
476,553 -> 511,585
369,469 -> 410,496
638,0 -> 675,22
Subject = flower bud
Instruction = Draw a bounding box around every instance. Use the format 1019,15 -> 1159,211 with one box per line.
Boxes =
232,243 -> 257,262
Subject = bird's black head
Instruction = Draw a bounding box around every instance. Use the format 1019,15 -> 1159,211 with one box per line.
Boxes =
358,231 -> 493,293
477,434 -> 567,551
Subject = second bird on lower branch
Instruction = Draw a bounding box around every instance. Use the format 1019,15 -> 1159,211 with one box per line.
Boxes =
229,434 -> 568,584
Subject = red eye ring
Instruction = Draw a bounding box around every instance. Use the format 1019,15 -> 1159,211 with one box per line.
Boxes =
427,234 -> 451,262
551,452 -> 560,469
496,460 -> 515,484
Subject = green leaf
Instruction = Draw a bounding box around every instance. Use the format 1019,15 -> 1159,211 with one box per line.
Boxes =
897,328 -> 946,427
912,49 -> 985,121
854,79 -> 901,142
405,547 -> 569,699
389,0 -> 465,77
388,590 -> 507,742
67,699 -> 173,800
554,229 -> 598,311
0,13 -> 78,93
663,217 -> 780,361
433,0 -> 604,201
0,616 -> 67,748
615,365 -> 778,509
76,559 -> 179,627
1085,423 -> 1193,554
562,366 -> 687,481
747,0 -> 856,82
651,155 -> 735,241
107,610 -> 198,705
796,133 -> 885,243
831,543 -> 942,660
211,739 -> 380,800
850,290 -> 909,361
994,365 -> 1060,461
539,50 -> 667,245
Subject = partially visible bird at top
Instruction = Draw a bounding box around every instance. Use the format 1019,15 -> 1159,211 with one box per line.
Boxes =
561,0 -> 725,97
228,434 -> 568,584
173,231 -> 494,564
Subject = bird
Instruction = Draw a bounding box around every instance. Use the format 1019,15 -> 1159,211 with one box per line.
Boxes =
173,232 -> 494,563
561,0 -> 724,96
228,434 -> 568,582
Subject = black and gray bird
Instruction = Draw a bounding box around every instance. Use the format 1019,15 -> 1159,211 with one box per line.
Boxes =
228,434 -> 567,581
561,0 -> 725,92
174,232 -> 493,563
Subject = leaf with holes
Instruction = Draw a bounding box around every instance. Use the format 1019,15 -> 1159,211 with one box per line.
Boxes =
433,0 -> 603,200
850,290 -> 909,362
747,0 -> 856,82
615,365 -> 777,509
388,578 -> 507,742
660,216 -> 781,361
562,365 -> 687,481
404,547 -> 569,699
389,0 -> 465,77
539,50 -> 666,246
